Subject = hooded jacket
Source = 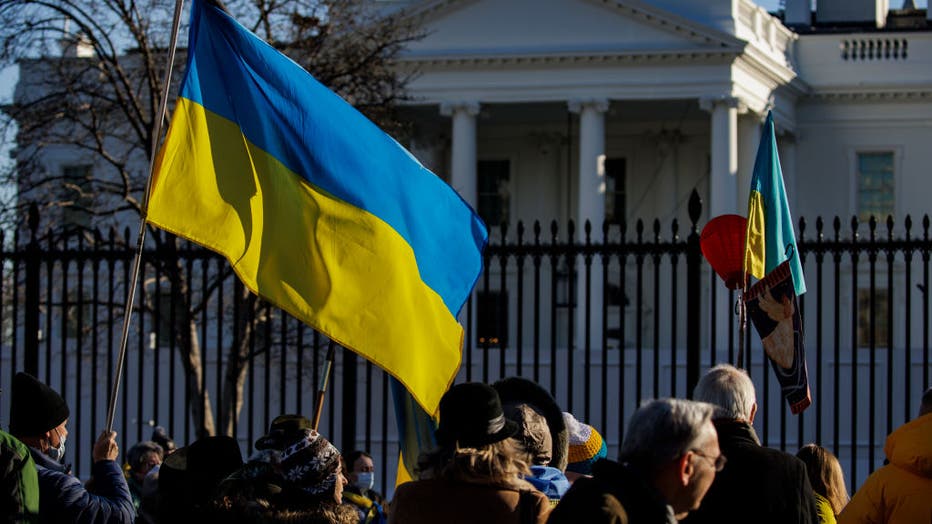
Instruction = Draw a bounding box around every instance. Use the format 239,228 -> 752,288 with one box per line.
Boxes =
1,430 -> 38,523
838,413 -> 932,524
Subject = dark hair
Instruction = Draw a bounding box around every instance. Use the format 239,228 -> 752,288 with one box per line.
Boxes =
127,441 -> 164,473
344,451 -> 371,472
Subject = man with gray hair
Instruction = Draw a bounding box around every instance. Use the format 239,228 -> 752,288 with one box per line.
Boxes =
548,398 -> 721,523
682,364 -> 817,524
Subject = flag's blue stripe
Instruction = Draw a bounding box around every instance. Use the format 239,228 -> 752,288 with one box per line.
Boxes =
183,0 -> 486,315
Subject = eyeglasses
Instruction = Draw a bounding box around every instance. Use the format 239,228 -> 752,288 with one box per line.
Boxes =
691,449 -> 727,472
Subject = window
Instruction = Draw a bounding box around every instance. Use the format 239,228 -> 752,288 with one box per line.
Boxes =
477,290 -> 508,348
604,157 -> 626,223
477,160 -> 510,227
61,164 -> 94,230
857,288 -> 889,348
857,152 -> 894,222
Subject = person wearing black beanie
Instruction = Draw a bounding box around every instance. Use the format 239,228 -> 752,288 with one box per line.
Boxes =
9,372 -> 134,523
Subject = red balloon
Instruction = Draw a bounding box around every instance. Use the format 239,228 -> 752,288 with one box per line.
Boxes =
701,214 -> 748,290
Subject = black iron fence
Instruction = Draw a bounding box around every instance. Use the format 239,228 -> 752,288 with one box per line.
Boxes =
1,192 -> 930,497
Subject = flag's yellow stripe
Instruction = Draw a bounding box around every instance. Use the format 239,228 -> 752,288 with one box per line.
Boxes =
745,190 -> 766,280
395,451 -> 414,485
148,98 -> 461,413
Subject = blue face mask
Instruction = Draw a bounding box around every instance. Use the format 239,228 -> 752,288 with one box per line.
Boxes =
355,471 -> 375,491
48,428 -> 66,463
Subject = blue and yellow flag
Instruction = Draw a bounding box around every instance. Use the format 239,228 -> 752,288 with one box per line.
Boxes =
390,378 -> 436,484
744,111 -> 805,296
147,0 -> 486,415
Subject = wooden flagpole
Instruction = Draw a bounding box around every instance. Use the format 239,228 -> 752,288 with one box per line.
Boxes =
312,341 -> 337,431
105,0 -> 187,433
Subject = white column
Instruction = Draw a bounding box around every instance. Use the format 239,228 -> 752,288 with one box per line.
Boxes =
737,114 -> 761,212
700,96 -> 742,218
569,99 -> 609,229
568,98 -> 609,355
440,101 -> 480,208
699,95 -> 744,360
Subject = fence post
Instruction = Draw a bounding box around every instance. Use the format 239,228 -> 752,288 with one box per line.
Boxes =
24,203 -> 40,376
686,190 -> 702,398
341,349 -> 357,455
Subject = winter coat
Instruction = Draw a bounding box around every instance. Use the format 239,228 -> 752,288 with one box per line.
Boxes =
838,413 -> 932,524
547,459 -> 677,524
0,430 -> 39,523
389,477 -> 550,524
29,447 -> 134,524
680,419 -> 818,524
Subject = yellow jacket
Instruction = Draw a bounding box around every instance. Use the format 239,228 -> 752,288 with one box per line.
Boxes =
838,414 -> 932,524
814,493 -> 837,524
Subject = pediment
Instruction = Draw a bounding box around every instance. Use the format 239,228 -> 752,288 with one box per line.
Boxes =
401,0 -> 743,61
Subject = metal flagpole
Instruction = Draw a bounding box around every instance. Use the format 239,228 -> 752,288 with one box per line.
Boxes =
312,341 -> 337,431
737,288 -> 747,369
105,0 -> 188,433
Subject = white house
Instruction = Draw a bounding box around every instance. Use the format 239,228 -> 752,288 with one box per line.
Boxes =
390,0 -> 932,229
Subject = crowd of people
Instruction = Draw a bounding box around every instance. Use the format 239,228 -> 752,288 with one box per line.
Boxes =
1,368 -> 930,523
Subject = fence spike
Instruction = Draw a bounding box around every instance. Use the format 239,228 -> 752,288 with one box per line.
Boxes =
584,219 -> 592,244
688,189 -> 702,230
816,216 -> 824,241
671,218 -> 679,240
905,215 -> 913,239
799,216 -> 807,240
517,221 -> 525,245
501,220 -> 509,240
924,215 -> 930,240
568,219 -> 576,243
28,203 -> 39,242
534,220 -> 541,243
851,215 -> 860,240
550,220 -> 558,243
636,219 -> 644,242
886,215 -> 894,238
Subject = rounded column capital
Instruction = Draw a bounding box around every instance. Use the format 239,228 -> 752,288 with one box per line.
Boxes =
698,95 -> 747,114
440,100 -> 480,117
567,98 -> 610,114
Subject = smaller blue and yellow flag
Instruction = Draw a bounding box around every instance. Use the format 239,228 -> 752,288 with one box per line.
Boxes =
744,111 -> 806,295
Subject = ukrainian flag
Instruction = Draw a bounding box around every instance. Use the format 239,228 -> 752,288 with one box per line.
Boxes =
391,378 -> 436,483
744,111 -> 805,295
147,0 -> 486,414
